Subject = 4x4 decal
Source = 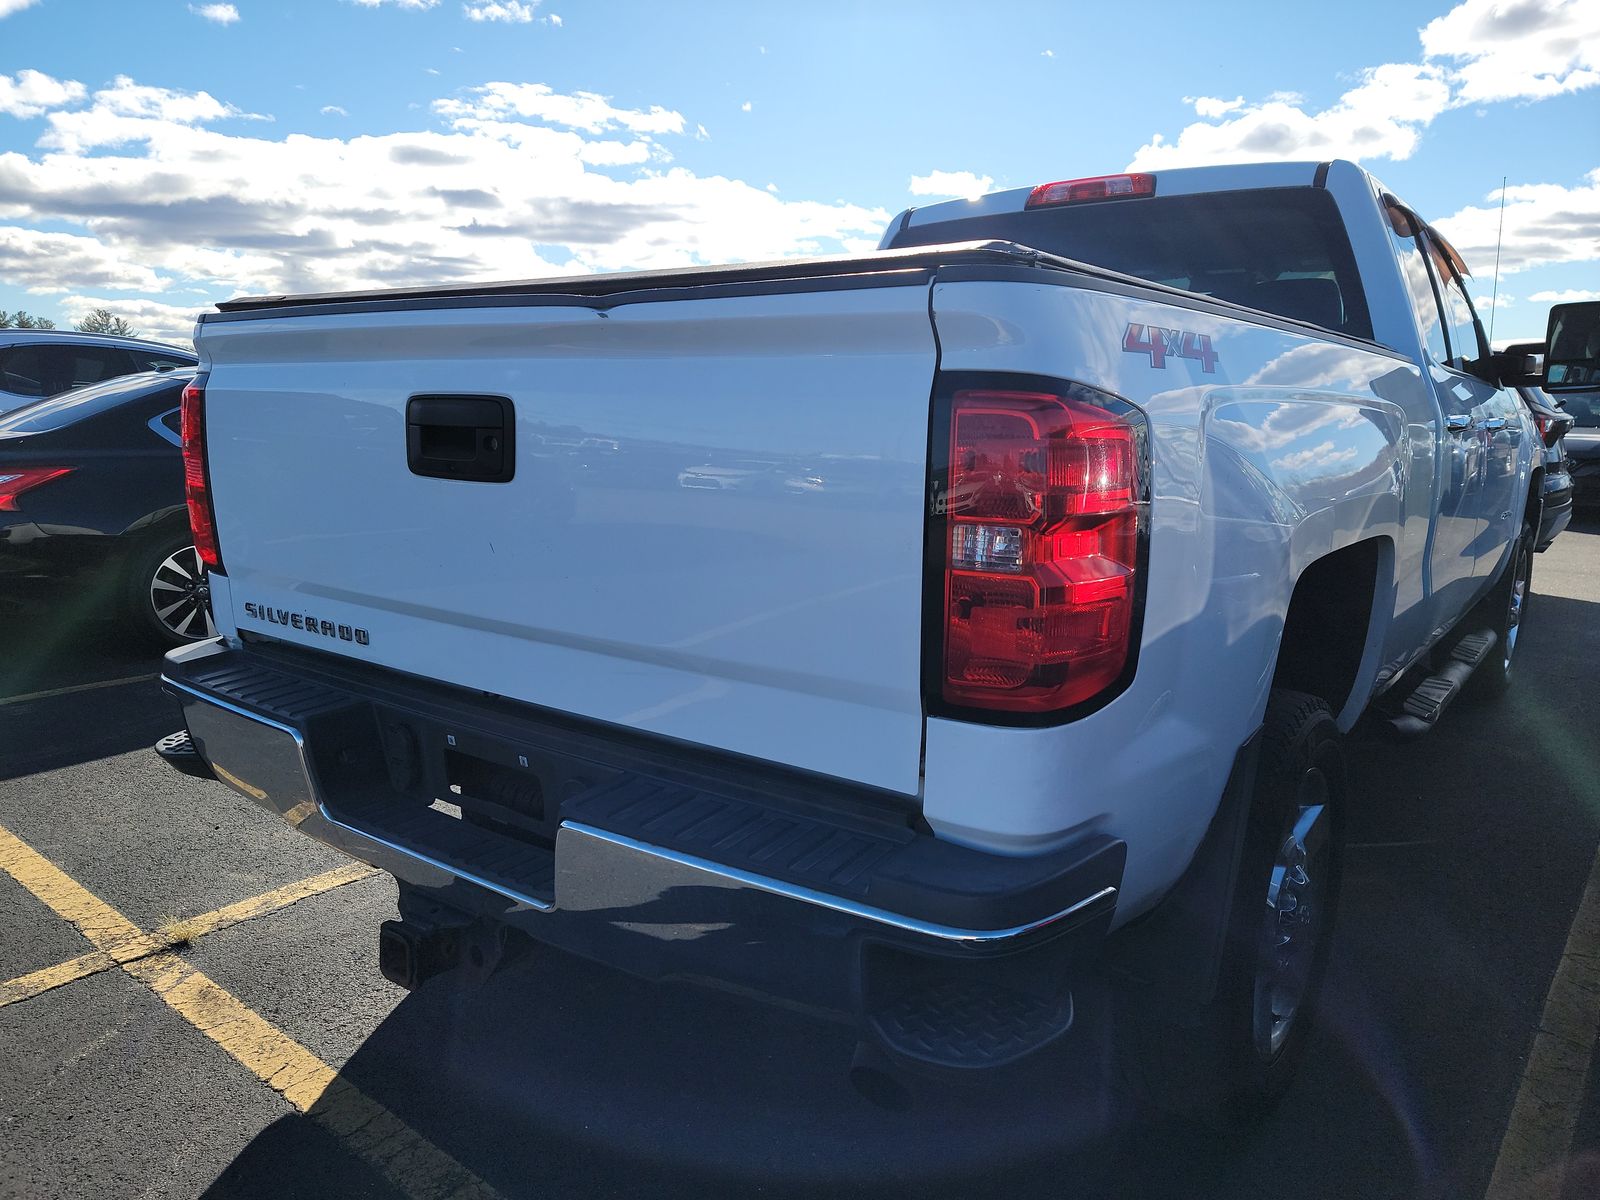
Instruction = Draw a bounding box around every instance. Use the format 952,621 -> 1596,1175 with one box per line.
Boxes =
1123,323 -> 1219,373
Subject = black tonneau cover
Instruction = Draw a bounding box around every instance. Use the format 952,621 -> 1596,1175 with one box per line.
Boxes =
208,241 -> 1075,317
202,238 -> 1406,360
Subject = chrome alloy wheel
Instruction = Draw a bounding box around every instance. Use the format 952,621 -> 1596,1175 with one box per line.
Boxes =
1253,779 -> 1331,1061
149,545 -> 217,640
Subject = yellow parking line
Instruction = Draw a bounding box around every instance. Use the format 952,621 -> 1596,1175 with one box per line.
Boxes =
0,862 -> 377,1009
0,949 -> 118,1008
0,673 -> 158,708
1485,844 -> 1600,1200
0,825 -> 499,1200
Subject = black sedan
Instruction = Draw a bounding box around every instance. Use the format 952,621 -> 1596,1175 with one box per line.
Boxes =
0,369 -> 214,645
1516,386 -> 1576,550
1557,390 -> 1600,508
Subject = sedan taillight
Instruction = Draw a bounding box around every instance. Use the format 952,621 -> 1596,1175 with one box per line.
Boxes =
0,467 -> 73,512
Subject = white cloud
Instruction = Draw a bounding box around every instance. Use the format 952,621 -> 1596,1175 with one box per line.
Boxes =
1273,440 -> 1360,471
1475,292 -> 1514,307
425,67 -> 440,75
0,0 -> 41,15
190,3 -> 240,23
1421,0 -> 1600,103
1529,288 -> 1600,302
1433,170 -> 1600,275
909,170 -> 995,199
321,105 -> 348,117
1130,62 -> 1451,169
547,12 -> 561,25
0,70 -> 85,118
0,226 -> 162,294
1130,0 -> 1600,171
740,101 -> 752,113
60,296 -> 205,346
1184,95 -> 1244,119
1041,49 -> 1054,58
36,75 -> 264,154
464,0 -> 536,21
347,0 -> 438,7
436,81 -> 683,134
0,74 -> 889,317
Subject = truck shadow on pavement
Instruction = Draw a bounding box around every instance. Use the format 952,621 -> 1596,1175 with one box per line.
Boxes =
198,579 -> 1600,1200
196,927 -> 1433,1200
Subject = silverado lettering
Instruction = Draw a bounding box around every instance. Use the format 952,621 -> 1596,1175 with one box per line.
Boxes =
241,601 -> 368,645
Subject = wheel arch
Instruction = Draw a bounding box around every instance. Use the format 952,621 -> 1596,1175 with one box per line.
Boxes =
1272,535 -> 1394,731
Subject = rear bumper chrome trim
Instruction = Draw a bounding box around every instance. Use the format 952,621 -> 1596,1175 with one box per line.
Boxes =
162,675 -> 558,913
561,822 -> 1116,945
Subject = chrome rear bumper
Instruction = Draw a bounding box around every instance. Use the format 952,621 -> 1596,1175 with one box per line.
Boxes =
162,638 -> 1123,1045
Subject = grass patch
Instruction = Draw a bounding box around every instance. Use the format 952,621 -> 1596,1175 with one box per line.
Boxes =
154,914 -> 205,950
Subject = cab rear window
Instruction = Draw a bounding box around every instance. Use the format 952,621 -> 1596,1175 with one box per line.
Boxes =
890,186 -> 1373,341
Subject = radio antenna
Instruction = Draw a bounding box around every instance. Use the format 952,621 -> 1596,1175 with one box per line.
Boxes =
1489,175 -> 1507,344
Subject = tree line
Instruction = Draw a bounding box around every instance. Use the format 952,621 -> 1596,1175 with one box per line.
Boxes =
0,308 -> 141,336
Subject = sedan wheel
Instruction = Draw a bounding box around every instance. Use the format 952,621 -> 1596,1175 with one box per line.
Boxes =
143,544 -> 217,643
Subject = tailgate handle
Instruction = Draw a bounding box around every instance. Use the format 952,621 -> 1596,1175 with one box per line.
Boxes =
406,394 -> 515,483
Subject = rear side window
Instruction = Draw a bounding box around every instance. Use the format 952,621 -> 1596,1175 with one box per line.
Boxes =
132,350 -> 197,372
889,186 -> 1373,340
58,346 -> 134,389
1561,392 -> 1600,429
0,344 -> 49,397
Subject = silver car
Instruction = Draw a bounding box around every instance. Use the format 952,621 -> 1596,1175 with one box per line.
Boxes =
0,329 -> 197,416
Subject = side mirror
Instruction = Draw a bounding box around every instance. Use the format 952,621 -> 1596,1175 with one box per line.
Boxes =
1492,341 -> 1544,389
1544,301 -> 1600,392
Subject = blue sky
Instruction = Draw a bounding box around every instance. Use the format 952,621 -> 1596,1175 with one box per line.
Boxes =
0,0 -> 1595,344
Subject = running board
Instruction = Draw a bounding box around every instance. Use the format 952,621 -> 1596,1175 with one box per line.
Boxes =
1383,629 -> 1497,738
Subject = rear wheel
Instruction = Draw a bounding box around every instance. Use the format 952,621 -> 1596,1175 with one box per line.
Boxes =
1120,689 -> 1345,1122
1474,521 -> 1533,700
123,529 -> 217,646
1222,690 -> 1344,1111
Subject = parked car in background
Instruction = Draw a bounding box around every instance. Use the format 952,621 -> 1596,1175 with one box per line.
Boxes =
0,329 -> 198,416
1557,389 -> 1600,507
1515,385 -> 1575,549
0,368 -> 214,645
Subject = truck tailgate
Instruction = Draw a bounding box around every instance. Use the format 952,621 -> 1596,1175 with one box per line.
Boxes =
199,283 -> 936,796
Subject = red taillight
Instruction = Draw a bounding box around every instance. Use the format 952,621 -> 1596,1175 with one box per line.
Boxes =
1026,173 -> 1156,209
939,387 -> 1145,714
0,467 -> 73,512
180,376 -> 223,572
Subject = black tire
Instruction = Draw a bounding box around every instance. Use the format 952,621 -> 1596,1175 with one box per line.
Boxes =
1473,521 -> 1533,700
122,528 -> 217,647
1119,690 -> 1345,1124
1212,690 -> 1345,1115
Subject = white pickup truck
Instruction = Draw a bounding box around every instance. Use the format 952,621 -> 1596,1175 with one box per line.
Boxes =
158,159 -> 1600,1109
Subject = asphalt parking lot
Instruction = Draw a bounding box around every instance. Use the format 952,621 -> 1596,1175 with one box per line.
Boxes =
3,518 -> 1600,1200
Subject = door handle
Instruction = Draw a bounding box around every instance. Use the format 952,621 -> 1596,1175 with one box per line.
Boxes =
1473,417 -> 1507,432
1445,414 -> 1472,433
